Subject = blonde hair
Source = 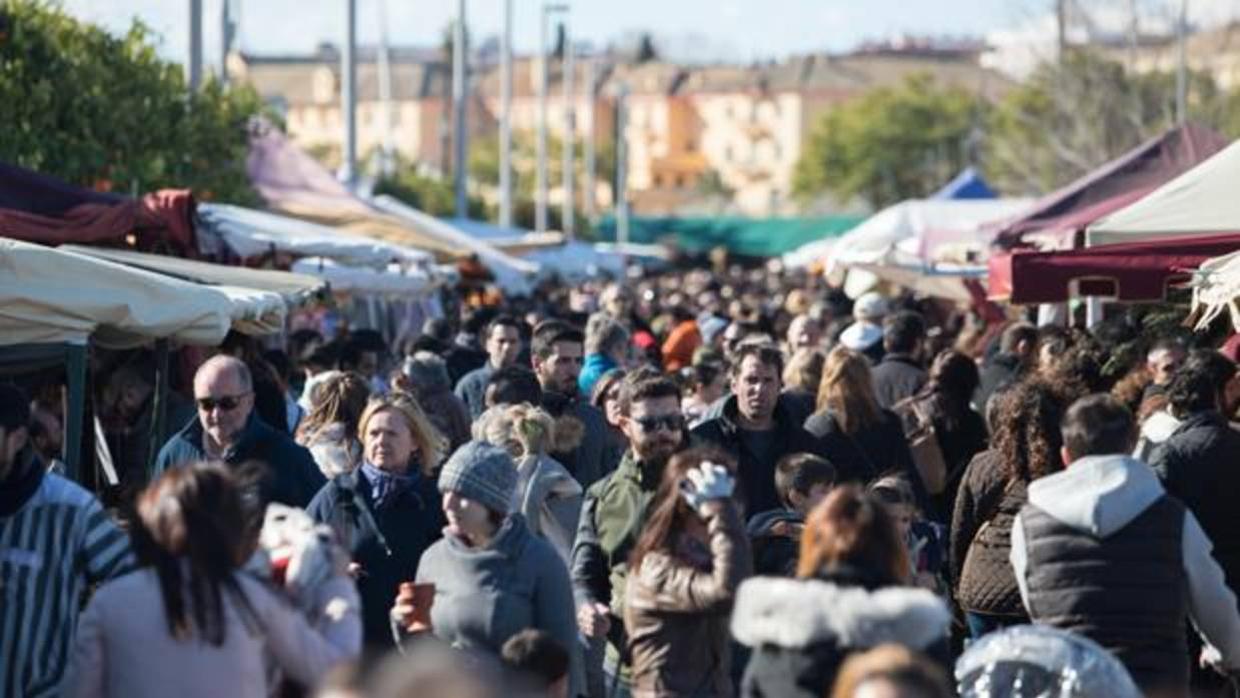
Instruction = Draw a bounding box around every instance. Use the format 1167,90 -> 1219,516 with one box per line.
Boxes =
473,403 -> 556,458
784,348 -> 826,395
831,645 -> 952,698
296,372 -> 370,446
357,393 -> 448,474
816,346 -> 882,434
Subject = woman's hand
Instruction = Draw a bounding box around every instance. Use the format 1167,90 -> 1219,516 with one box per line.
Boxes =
576,602 -> 611,638
679,462 -> 735,516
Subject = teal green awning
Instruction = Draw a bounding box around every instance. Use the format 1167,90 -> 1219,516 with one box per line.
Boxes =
595,215 -> 863,257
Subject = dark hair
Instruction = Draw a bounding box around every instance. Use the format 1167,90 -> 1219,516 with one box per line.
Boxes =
618,375 -> 681,416
486,365 -> 543,407
1061,394 -> 1136,459
1000,322 -> 1038,355
531,320 -> 584,361
776,453 -> 836,508
1167,349 -> 1236,416
485,314 -> 523,340
500,629 -> 570,688
629,447 -> 738,570
349,328 -> 388,355
683,362 -> 724,391
1036,326 -> 1074,358
731,342 -> 784,379
0,383 -> 31,432
1041,345 -> 1104,401
797,485 -> 908,584
991,380 -> 1065,482
303,342 -> 342,371
131,462 -> 260,645
590,368 -> 627,411
922,350 -> 980,430
883,311 -> 925,354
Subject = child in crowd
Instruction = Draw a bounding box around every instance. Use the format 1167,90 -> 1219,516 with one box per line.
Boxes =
501,629 -> 571,698
869,475 -> 948,594
747,452 -> 836,576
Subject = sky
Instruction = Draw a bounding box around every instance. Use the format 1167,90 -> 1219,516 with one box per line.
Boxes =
55,0 -> 1240,70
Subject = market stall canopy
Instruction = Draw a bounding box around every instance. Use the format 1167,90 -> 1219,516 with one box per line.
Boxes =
443,218 -> 566,253
783,237 -> 837,271
196,202 -> 432,267
1089,139 -> 1240,247
595,215 -> 863,257
991,122 -> 1228,247
371,196 -> 537,295
824,198 -> 1031,300
0,238 -> 232,348
246,123 -> 462,259
291,257 -> 433,296
1014,187 -> 1156,250
62,244 -> 326,302
988,232 -> 1240,304
931,167 -> 997,200
0,161 -> 196,252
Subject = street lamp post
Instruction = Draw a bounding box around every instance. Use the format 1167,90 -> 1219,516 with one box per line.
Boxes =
341,0 -> 357,190
562,17 -> 574,240
499,0 -> 513,228
614,82 -> 630,266
187,0 -> 202,90
452,0 -> 468,219
537,3 -> 568,234
583,57 -> 596,225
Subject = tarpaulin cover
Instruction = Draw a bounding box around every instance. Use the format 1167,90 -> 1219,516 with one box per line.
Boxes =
1090,139 -> 1240,247
196,202 -> 432,267
595,215 -> 863,257
988,232 -> 1240,304
246,124 -> 465,260
1013,187 -> 1156,250
992,122 -> 1228,246
0,162 -> 197,252
291,257 -> 433,296
0,237 -> 231,348
931,167 -> 997,200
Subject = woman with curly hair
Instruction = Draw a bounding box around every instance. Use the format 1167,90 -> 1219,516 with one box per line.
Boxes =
949,379 -> 1067,640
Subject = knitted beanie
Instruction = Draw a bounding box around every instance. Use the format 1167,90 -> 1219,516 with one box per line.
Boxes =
437,440 -> 518,514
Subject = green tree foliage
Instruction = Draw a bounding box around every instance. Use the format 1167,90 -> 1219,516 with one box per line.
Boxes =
0,1 -> 267,203
373,155 -> 489,219
792,75 -> 979,208
982,49 -> 1227,196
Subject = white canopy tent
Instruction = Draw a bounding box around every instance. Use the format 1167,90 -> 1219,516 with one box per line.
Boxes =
522,241 -> 626,282
290,257 -> 434,296
0,238 -> 234,349
1089,140 -> 1240,247
370,195 -> 538,295
824,198 -> 1032,300
783,237 -> 837,270
196,202 -> 433,268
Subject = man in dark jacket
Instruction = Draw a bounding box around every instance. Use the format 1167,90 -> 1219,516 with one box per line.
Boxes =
692,343 -> 822,514
871,311 -> 927,409
572,374 -> 684,697
974,322 -> 1036,414
454,315 -> 524,418
532,320 -> 617,489
1012,394 -> 1240,696
1150,350 -> 1240,598
153,355 -> 326,508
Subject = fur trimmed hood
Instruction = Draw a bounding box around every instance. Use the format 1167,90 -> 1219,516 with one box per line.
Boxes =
730,577 -> 950,651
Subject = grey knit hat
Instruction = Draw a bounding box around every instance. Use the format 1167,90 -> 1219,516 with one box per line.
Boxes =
437,440 -> 517,514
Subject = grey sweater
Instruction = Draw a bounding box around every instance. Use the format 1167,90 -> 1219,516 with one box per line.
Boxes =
415,514 -> 584,695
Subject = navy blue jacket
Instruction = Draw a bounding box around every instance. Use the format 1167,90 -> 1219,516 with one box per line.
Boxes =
307,468 -> 444,647
153,412 -> 326,508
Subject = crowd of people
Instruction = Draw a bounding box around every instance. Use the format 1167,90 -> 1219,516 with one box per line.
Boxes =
7,261 -> 1240,698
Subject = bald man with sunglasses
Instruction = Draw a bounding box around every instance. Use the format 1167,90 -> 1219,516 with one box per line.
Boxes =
153,355 -> 326,507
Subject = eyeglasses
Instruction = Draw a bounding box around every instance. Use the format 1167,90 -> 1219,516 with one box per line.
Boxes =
195,393 -> 250,412
633,414 -> 683,433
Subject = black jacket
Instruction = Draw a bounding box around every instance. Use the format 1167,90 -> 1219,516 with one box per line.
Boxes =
803,408 -> 919,492
692,396 -> 823,514
1150,410 -> 1240,599
306,468 -> 444,647
747,508 -> 803,577
974,352 -> 1024,414
731,567 -> 951,698
871,353 -> 927,409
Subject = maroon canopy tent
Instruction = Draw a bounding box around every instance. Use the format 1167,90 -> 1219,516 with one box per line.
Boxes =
988,232 -> 1240,304
0,162 -> 196,253
991,122 -> 1228,248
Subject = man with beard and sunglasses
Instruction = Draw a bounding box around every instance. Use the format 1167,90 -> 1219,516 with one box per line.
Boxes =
571,374 -> 685,697
692,342 -> 821,514
153,355 -> 326,508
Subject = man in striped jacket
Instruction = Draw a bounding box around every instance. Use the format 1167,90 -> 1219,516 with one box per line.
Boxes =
0,383 -> 134,698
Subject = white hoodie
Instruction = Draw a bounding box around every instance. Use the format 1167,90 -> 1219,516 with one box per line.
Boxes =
1010,454 -> 1240,670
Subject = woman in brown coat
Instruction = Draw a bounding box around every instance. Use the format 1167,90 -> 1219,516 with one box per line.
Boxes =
950,379 -> 1066,639
624,447 -> 753,698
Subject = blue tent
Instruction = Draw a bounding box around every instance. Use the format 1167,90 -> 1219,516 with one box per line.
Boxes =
931,167 -> 997,200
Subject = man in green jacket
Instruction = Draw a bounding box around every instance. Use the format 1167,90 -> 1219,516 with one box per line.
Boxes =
571,375 -> 684,696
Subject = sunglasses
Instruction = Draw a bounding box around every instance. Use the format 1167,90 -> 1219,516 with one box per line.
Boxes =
633,414 -> 684,433
195,393 -> 250,412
